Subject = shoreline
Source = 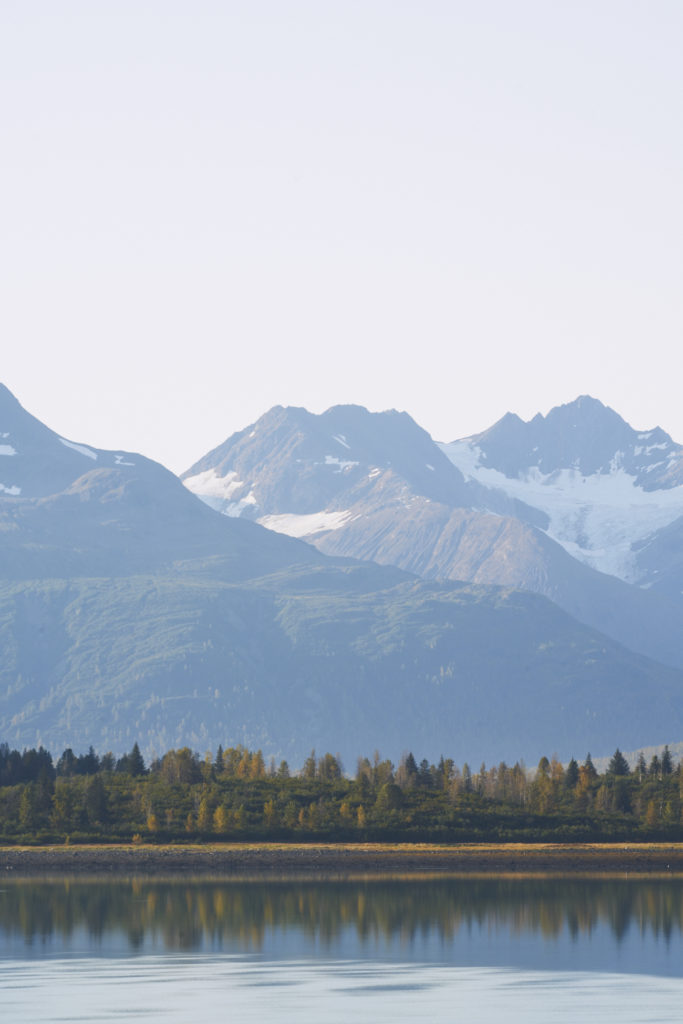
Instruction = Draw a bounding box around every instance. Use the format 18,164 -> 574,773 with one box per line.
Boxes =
3,842 -> 683,877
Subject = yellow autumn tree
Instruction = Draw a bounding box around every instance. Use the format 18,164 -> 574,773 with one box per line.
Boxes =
213,804 -> 228,834
197,797 -> 211,832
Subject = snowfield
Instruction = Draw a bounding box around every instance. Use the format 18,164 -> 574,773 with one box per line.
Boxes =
59,438 -> 98,460
183,468 -> 258,516
257,510 -> 353,538
440,439 -> 683,582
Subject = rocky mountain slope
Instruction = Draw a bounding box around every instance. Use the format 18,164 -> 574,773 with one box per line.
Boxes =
0,384 -> 323,581
440,395 -> 683,588
4,562 -> 683,767
3,384 -> 683,764
183,399 -> 683,670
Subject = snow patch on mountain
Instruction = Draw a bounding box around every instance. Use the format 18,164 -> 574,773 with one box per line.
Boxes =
184,469 -> 243,500
333,434 -> 351,450
0,444 -> 17,456
59,438 -> 98,460
182,468 -> 258,515
257,510 -> 353,539
440,439 -> 683,582
324,455 -> 359,472
0,482 -> 20,495
221,491 -> 257,517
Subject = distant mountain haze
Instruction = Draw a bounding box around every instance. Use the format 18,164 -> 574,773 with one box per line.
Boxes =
2,382 -> 683,765
184,397 -> 683,671
441,395 -> 683,585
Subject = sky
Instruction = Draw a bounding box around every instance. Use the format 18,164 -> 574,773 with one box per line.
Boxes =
2,1 -> 683,473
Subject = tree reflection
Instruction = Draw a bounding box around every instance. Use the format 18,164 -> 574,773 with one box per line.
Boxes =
2,878 -> 683,952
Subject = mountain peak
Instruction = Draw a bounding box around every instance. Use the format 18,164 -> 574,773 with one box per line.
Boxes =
183,401 -> 469,522
0,382 -> 21,408
459,396 -> 680,486
572,394 -> 606,409
545,395 -> 623,428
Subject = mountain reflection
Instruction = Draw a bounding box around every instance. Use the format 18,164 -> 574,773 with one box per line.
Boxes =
2,878 -> 682,952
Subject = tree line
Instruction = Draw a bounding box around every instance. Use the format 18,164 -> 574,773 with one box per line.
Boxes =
1,740 -> 682,843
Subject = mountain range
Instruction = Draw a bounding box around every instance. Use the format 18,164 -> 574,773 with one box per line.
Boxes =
1,383 -> 682,766
183,397 -> 683,672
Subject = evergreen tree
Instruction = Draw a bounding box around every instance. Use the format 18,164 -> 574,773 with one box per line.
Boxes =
417,759 -> 433,788
77,746 -> 100,776
607,748 -> 630,776
22,747 -> 55,782
57,748 -> 77,777
564,758 -> 580,790
85,775 -> 108,824
396,753 -> 417,789
440,758 -> 455,789
128,742 -> 146,777
303,750 -> 317,780
263,799 -> 278,828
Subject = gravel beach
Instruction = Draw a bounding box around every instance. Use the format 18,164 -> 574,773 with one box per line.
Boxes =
2,842 -> 683,877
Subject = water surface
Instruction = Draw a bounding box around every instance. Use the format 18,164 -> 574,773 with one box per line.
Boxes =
2,876 -> 682,1021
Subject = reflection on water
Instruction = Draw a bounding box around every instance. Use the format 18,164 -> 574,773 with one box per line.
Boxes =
2,876 -> 683,971
4,878 -> 683,1022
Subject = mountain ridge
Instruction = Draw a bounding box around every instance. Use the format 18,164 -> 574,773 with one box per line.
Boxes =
452,395 -> 683,491
3,383 -> 683,764
184,396 -> 683,671
441,396 -> 683,588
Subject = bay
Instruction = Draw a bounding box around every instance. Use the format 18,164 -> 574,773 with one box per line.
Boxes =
2,875 -> 683,1022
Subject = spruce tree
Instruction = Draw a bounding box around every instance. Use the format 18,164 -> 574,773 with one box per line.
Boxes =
128,742 -> 146,777
607,748 -> 629,776
564,758 -> 580,790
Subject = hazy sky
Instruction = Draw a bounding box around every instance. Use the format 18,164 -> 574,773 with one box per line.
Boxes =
2,1 -> 682,472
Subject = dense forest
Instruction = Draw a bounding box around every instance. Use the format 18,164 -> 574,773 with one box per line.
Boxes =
1,741 -> 682,844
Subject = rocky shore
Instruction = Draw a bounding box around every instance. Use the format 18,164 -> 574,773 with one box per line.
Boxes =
3,842 -> 683,877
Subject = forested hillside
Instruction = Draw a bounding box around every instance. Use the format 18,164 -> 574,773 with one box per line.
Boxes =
2,740 -> 681,844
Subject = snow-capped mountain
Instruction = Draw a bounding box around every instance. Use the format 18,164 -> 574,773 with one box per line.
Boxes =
183,403 -> 549,532
440,396 -> 683,586
183,398 -> 683,670
9,382 -> 683,764
0,382 -> 140,498
183,404 -> 473,523
0,382 -> 323,580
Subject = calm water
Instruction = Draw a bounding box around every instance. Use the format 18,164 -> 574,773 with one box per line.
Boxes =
2,875 -> 683,1022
